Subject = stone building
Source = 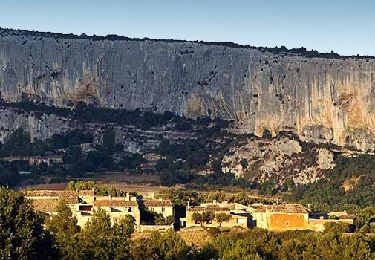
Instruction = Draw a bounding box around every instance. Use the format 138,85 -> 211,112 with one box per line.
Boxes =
26,190 -> 79,217
252,204 -> 309,231
26,189 -> 355,233
182,201 -> 252,228
26,190 -> 141,230
92,197 -> 141,228
143,199 -> 174,218
251,204 -> 355,231
1,155 -> 63,166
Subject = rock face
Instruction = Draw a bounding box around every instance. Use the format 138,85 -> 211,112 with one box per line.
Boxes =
0,106 -> 194,156
222,136 -> 335,184
1,29 -> 375,150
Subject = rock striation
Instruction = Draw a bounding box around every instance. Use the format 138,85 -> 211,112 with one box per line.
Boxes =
1,28 -> 375,150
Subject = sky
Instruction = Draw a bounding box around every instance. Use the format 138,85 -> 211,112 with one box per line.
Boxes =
0,0 -> 374,56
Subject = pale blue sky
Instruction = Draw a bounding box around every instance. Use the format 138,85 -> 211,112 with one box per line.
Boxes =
0,0 -> 374,55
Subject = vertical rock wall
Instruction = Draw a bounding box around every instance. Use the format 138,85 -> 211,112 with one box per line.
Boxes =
1,29 -> 375,150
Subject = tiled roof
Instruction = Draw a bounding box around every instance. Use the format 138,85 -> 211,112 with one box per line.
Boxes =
26,190 -> 70,197
188,206 -> 232,212
25,190 -> 78,204
266,204 -> 308,214
143,200 -> 173,207
93,200 -> 138,207
31,198 -> 60,213
253,207 -> 267,213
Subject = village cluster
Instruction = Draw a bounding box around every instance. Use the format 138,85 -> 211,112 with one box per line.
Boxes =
26,189 -> 354,233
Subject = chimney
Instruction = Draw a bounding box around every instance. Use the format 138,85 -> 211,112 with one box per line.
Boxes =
187,200 -> 190,209
109,195 -> 112,201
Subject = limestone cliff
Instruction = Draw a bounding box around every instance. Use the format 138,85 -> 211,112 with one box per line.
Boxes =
1,28 -> 375,150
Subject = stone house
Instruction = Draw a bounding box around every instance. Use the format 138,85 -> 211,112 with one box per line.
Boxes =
26,190 -> 141,230
252,204 -> 309,231
28,156 -> 63,166
0,155 -> 63,166
251,204 -> 355,232
92,197 -> 141,229
143,153 -> 162,162
143,199 -> 174,218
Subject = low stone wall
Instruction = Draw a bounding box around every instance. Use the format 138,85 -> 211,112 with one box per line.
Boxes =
138,224 -> 173,233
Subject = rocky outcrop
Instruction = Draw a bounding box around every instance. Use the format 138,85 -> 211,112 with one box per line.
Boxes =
1,28 -> 375,150
0,108 -> 75,142
222,136 -> 335,184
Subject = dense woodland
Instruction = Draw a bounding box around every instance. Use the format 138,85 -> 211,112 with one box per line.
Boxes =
0,187 -> 374,259
285,154 -> 375,212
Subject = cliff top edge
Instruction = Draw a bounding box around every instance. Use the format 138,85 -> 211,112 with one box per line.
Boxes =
0,27 -> 374,60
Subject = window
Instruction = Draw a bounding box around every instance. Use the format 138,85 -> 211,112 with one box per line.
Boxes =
162,207 -> 165,212
128,207 -> 132,212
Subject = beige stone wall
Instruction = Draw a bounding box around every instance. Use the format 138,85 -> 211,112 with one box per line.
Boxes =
92,205 -> 141,229
268,213 -> 309,231
308,218 -> 354,232
252,212 -> 268,229
185,210 -> 248,228
252,212 -> 310,231
148,206 -> 174,218
139,225 -> 173,233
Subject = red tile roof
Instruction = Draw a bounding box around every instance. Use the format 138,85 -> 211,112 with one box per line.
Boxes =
188,206 -> 232,212
25,190 -> 78,204
266,204 -> 308,214
143,200 -> 173,207
31,198 -> 61,212
93,200 -> 138,207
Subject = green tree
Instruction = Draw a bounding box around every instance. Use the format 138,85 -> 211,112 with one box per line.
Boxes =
215,213 -> 232,227
240,158 -> 248,169
116,215 -> 136,237
192,212 -> 204,227
0,128 -> 31,156
165,215 -> 174,225
192,211 -> 214,227
130,230 -> 196,259
324,222 -> 350,234
102,128 -> 116,152
355,207 -> 375,233
161,189 -> 203,207
155,213 -> 166,225
79,208 -> 118,259
79,208 -> 132,259
0,187 -> 57,259
112,216 -> 134,258
45,201 -> 81,259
